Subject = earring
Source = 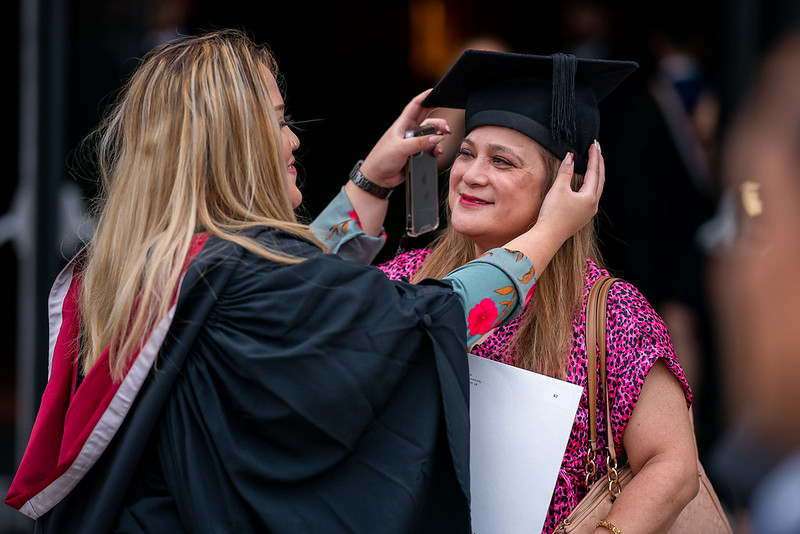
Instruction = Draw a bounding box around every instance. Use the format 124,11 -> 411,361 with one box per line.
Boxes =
741,181 -> 762,217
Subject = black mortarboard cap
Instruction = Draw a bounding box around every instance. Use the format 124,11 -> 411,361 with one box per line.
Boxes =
422,50 -> 638,172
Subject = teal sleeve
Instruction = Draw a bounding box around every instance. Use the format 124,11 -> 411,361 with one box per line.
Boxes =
310,187 -> 387,265
444,248 -> 538,348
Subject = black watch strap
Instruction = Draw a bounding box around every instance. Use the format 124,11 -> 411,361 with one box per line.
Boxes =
349,160 -> 393,199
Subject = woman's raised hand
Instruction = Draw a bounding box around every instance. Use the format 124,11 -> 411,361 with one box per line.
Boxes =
502,141 -> 605,276
536,140 -> 605,243
359,89 -> 451,189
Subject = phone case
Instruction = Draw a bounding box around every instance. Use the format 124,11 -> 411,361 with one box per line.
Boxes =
405,128 -> 440,237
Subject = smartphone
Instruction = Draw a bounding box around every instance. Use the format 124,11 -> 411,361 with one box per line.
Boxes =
404,126 -> 440,237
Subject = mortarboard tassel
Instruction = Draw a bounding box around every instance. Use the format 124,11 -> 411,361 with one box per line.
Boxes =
551,53 -> 577,146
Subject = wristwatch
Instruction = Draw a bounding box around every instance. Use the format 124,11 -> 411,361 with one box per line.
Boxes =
349,160 -> 393,199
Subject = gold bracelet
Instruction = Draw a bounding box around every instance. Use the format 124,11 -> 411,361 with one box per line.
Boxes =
596,520 -> 623,534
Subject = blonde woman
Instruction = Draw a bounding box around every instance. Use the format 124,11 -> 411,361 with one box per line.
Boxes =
5,31 -> 603,533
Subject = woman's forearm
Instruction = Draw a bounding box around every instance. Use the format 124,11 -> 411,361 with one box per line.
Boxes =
598,454 -> 699,533
604,362 -> 700,533
343,179 -> 390,237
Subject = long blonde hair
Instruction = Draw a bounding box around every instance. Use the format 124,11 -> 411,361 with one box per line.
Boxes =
413,149 -> 602,379
79,29 -> 322,380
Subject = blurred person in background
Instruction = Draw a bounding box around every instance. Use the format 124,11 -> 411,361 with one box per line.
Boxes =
706,23 -> 800,534
559,0 -> 724,457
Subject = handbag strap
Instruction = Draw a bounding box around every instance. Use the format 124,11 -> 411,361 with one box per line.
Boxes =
584,275 -> 621,492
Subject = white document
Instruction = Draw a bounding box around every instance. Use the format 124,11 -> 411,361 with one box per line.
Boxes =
468,353 -> 583,534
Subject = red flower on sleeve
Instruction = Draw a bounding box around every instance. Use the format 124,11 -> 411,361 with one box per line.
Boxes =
467,298 -> 499,336
523,281 -> 538,308
347,210 -> 363,230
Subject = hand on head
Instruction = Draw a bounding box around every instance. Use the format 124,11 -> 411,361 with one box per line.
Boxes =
537,140 -> 604,243
502,141 -> 604,275
359,89 -> 451,188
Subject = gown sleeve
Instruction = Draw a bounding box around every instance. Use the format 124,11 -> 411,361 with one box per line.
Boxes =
120,237 -> 474,533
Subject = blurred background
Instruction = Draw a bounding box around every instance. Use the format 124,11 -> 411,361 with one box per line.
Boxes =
3,0 -> 800,532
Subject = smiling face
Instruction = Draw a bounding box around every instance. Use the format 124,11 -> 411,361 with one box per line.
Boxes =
448,125 -> 552,255
265,72 -> 302,208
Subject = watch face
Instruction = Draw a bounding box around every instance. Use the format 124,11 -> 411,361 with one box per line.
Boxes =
350,160 -> 365,177
350,161 -> 392,199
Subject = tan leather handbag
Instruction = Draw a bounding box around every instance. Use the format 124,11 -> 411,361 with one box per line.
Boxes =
554,276 -> 733,533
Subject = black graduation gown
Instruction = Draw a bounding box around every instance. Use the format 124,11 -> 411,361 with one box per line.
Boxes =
31,229 -> 471,533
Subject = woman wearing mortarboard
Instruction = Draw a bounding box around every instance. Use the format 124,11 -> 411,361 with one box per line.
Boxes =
316,50 -> 700,533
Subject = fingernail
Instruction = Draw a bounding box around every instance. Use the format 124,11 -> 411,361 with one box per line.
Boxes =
562,152 -> 574,167
594,139 -> 602,154
429,135 -> 444,145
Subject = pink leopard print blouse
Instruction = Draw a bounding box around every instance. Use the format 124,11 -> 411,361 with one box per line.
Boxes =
378,249 -> 693,533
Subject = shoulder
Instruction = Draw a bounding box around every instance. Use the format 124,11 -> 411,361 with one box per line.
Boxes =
582,258 -> 611,294
196,227 -> 324,268
587,260 -> 692,402
179,228 -> 327,307
377,248 -> 432,281
581,259 -> 660,325
580,258 -> 678,379
249,227 -> 327,259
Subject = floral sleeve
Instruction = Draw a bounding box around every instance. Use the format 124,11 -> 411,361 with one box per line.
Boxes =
444,248 -> 537,348
312,190 -> 539,348
310,187 -> 387,265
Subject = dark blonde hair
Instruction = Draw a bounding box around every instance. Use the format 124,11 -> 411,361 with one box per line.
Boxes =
413,148 -> 601,378
80,29 -> 322,380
